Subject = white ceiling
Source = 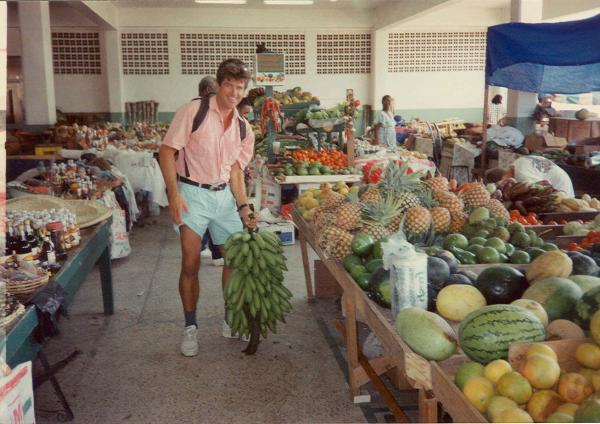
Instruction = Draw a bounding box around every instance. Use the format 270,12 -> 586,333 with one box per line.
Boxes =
110,0 -> 386,9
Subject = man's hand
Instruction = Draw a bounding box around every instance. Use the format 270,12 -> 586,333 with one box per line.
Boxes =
168,193 -> 190,226
239,206 -> 257,230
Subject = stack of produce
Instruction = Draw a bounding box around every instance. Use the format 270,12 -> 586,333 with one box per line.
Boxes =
510,210 -> 543,225
294,101 -> 359,123
252,87 -> 317,110
272,160 -> 355,177
496,179 -> 559,215
223,229 -> 292,354
562,215 -> 600,238
294,182 -> 356,221
554,193 -> 600,212
455,335 -> 600,423
290,148 -> 348,171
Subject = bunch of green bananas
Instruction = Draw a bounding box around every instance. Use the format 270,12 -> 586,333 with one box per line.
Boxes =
223,229 -> 292,343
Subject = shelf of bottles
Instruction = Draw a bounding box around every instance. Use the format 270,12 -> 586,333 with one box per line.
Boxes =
3,208 -> 81,273
35,160 -> 101,200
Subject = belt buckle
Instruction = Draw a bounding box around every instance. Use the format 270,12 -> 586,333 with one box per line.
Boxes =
209,183 -> 221,191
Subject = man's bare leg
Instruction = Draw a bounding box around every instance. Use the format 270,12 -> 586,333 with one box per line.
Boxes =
179,225 -> 202,313
218,245 -> 231,291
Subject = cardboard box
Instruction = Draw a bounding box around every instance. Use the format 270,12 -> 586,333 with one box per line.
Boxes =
258,221 -> 295,246
524,134 -> 567,152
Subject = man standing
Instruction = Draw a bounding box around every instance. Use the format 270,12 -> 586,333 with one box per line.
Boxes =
159,59 -> 256,357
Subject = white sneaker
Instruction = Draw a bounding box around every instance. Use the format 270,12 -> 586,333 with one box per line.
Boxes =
222,320 -> 237,339
181,325 -> 199,357
200,248 -> 212,258
211,258 -> 224,266
222,320 -> 251,341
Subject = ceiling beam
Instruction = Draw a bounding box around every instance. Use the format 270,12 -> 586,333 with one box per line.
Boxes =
70,1 -> 119,29
543,0 -> 600,21
372,0 -> 459,31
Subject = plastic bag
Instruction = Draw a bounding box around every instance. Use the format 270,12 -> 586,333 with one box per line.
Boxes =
101,190 -> 132,259
0,361 -> 36,424
382,232 -> 428,321
363,332 -> 384,360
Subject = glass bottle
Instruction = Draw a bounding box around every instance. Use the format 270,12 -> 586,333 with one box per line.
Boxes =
47,221 -> 67,261
40,230 -> 57,265
24,220 -> 39,255
15,224 -> 31,259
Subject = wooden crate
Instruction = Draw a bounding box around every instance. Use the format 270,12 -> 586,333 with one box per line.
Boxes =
274,174 -> 362,184
537,211 -> 600,223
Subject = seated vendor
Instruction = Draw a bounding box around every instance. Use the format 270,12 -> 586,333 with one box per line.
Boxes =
533,94 -> 559,122
484,155 -> 574,197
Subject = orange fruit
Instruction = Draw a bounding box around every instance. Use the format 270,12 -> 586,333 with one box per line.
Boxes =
521,353 -> 561,389
558,373 -> 594,403
526,390 -> 564,422
497,371 -> 533,404
487,396 -> 518,422
463,376 -> 495,413
556,402 -> 579,417
525,343 -> 558,361
484,359 -> 513,384
576,343 -> 600,370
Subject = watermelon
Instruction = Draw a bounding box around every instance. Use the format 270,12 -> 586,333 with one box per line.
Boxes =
368,267 -> 391,308
427,256 -> 451,288
522,277 -> 583,321
574,286 -> 600,329
569,275 -> 600,293
570,253 -> 600,276
459,304 -> 545,364
475,265 -> 529,304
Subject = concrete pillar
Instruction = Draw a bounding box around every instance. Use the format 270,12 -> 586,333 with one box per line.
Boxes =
505,0 -> 543,135
102,30 -> 124,122
18,1 -> 56,126
370,29 -> 387,124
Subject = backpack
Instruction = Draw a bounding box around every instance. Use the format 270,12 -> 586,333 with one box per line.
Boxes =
181,94 -> 247,178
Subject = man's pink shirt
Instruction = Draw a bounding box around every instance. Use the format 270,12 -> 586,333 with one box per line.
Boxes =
162,96 -> 255,184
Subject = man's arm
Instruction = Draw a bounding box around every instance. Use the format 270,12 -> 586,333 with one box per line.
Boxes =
230,163 -> 256,229
159,144 -> 188,225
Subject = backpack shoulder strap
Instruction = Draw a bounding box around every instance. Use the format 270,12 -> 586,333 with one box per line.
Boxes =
238,117 -> 247,141
191,96 -> 212,133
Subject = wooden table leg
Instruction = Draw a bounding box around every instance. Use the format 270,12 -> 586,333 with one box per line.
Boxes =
343,292 -> 363,401
299,230 -> 315,303
98,247 -> 114,315
418,389 -> 438,423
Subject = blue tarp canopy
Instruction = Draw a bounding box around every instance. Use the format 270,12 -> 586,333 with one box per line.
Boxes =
486,14 -> 600,94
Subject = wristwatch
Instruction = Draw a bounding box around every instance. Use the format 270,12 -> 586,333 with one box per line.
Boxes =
237,203 -> 250,213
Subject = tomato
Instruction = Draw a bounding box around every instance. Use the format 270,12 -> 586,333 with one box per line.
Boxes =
548,220 -> 558,225
560,219 -> 568,225
518,217 -> 529,225
568,242 -> 580,251
526,216 -> 538,225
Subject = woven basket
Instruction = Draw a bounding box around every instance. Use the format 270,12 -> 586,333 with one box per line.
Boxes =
8,195 -> 112,229
7,272 -> 50,301
2,303 -> 26,330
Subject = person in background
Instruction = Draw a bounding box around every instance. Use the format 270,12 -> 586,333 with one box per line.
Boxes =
488,94 -> 506,126
237,97 -> 253,121
484,155 -> 574,197
159,59 -> 256,356
533,94 -> 559,122
373,95 -> 396,148
198,75 -> 218,98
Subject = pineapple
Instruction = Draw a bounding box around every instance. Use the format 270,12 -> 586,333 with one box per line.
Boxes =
417,191 -> 449,234
361,195 -> 403,240
379,161 -> 427,200
321,189 -> 346,210
318,227 -> 353,260
337,197 -> 362,231
485,198 -> 510,220
449,211 -> 468,233
435,191 -> 464,216
314,210 -> 337,233
359,186 -> 382,205
458,182 -> 491,208
423,175 -> 449,193
431,207 -> 451,233
405,207 -> 432,235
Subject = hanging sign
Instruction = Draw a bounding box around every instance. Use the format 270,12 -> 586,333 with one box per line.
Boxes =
255,53 -> 285,86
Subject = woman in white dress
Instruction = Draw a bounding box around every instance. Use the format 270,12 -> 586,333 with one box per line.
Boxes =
373,95 -> 397,148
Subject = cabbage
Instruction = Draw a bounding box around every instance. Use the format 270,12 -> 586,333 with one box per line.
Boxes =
575,228 -> 590,236
563,221 -> 583,235
594,214 -> 600,228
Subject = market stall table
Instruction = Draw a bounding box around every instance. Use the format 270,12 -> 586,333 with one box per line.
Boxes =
293,208 -> 468,423
4,218 -> 113,420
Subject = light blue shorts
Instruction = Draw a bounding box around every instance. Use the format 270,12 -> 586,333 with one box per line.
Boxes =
173,182 -> 243,245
